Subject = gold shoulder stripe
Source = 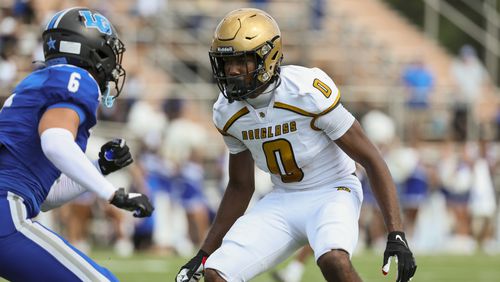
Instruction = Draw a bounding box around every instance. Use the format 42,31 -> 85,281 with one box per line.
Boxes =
215,126 -> 229,136
215,125 -> 239,139
274,102 -> 316,117
310,91 -> 341,131
222,107 -> 250,133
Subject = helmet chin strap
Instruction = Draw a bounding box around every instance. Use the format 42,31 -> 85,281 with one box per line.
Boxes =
102,83 -> 115,108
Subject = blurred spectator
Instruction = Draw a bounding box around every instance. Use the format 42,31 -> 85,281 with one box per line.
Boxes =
360,109 -> 396,147
129,135 -> 174,253
127,96 -> 168,139
438,141 -> 476,254
98,99 -> 130,122
0,50 -> 17,88
123,70 -> 145,104
162,98 -> 211,248
401,58 -> 434,140
357,165 -> 386,251
359,109 -> 397,250
126,93 -> 175,252
31,37 -> 43,58
0,12 -> 18,88
179,0 -> 211,38
469,140 -> 498,253
395,148 -> 429,240
450,45 -> 489,141
311,0 -> 325,30
133,0 -> 167,18
495,109 -> 500,141
100,68 -> 147,123
59,193 -> 95,255
12,0 -> 35,24
360,109 -> 430,249
249,0 -> 269,10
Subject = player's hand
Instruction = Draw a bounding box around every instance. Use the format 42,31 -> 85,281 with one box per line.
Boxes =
382,231 -> 417,282
110,188 -> 154,217
98,138 -> 133,175
176,250 -> 209,282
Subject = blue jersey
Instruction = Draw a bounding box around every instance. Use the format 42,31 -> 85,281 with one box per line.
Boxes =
0,64 -> 100,217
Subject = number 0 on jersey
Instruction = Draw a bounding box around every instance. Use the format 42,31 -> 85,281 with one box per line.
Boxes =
263,139 -> 304,183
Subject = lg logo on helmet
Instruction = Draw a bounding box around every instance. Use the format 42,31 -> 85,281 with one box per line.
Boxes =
79,11 -> 112,35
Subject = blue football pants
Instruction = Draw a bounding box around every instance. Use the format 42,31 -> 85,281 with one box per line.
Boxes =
0,192 -> 118,282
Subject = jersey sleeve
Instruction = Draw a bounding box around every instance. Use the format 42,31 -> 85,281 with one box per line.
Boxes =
301,67 -> 341,114
43,66 -> 100,128
47,102 -> 87,125
275,66 -> 342,119
314,103 -> 355,140
222,135 -> 247,154
213,94 -> 248,154
310,68 -> 340,112
212,95 -> 227,134
298,67 -> 355,137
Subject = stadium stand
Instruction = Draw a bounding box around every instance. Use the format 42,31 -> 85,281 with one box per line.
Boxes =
1,0 -> 499,260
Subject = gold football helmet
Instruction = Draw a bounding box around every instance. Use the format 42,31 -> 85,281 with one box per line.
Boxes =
209,8 -> 283,101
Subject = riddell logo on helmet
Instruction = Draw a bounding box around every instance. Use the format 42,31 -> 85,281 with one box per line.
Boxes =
217,46 -> 234,52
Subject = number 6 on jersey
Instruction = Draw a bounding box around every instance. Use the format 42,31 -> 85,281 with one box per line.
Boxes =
67,72 -> 81,93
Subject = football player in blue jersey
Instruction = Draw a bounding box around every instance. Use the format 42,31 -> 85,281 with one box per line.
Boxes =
0,7 -> 154,282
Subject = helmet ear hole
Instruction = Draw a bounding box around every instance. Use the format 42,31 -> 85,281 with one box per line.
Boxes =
96,50 -> 108,59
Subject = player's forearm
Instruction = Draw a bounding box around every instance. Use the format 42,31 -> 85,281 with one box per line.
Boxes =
201,184 -> 254,254
40,128 -> 116,201
41,160 -> 103,211
362,159 -> 403,232
41,174 -> 87,211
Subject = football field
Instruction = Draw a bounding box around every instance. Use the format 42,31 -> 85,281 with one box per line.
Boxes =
1,250 -> 498,281
89,250 -> 500,282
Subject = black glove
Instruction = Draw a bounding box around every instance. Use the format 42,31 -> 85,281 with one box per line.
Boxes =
382,231 -> 417,282
176,250 -> 209,282
110,188 -> 154,218
98,138 -> 133,175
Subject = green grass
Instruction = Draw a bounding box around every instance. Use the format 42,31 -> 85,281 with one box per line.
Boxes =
88,250 -> 500,282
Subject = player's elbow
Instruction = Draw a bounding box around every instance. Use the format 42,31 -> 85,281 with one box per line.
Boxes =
41,138 -> 60,160
359,157 -> 391,179
357,158 -> 376,172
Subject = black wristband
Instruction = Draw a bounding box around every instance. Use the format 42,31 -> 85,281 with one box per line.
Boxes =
388,231 -> 406,239
198,249 -> 209,258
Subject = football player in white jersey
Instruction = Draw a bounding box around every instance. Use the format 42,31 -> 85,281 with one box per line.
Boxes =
176,8 -> 417,282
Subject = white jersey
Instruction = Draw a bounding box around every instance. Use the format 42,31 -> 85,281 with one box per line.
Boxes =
213,65 -> 356,190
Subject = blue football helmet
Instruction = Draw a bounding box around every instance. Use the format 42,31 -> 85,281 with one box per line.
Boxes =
42,7 -> 126,107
